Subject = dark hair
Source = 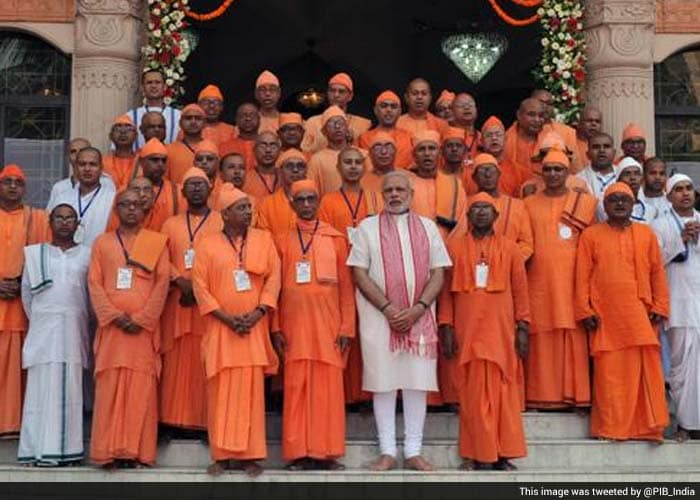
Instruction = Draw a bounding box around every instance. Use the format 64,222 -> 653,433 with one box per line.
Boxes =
49,203 -> 77,219
141,69 -> 165,83
643,156 -> 666,173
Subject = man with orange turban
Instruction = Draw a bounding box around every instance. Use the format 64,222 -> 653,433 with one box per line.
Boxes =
575,182 -> 669,441
532,89 -> 582,172
617,122 -> 648,165
359,91 -> 413,169
307,106 -> 355,197
360,132 -> 409,216
137,138 -> 184,231
159,167 -> 223,435
254,70 -> 282,134
523,150 -> 597,411
434,90 -> 455,123
438,191 -> 530,471
271,179 -> 355,470
0,164 -> 49,438
397,78 -> 450,138
302,73 -> 371,154
198,84 -> 237,148
441,127 -> 467,177
192,184 -> 280,477
103,115 -> 138,191
278,113 -> 306,153
167,104 -> 207,184
88,188 -> 170,468
256,149 -> 308,237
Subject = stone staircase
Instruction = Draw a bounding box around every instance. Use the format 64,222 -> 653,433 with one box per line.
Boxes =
2,412 -> 700,481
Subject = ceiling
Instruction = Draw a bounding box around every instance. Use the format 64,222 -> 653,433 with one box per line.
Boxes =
184,0 -> 542,125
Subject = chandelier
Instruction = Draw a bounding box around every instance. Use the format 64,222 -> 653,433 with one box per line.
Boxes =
442,33 -> 508,83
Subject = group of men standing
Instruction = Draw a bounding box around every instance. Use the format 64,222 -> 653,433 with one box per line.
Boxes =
0,66 -> 698,476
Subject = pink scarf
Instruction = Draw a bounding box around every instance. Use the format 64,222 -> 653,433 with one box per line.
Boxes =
379,211 -> 438,358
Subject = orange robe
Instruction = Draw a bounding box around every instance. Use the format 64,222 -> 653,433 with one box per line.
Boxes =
575,223 -> 670,440
359,170 -> 392,216
159,210 -> 224,430
0,206 -> 49,437
544,121 -> 582,173
396,112 -> 450,138
410,172 -> 468,241
272,222 -> 355,461
358,127 -> 414,169
88,229 -> 170,465
301,114 -> 372,153
242,168 -> 280,200
166,141 -> 198,184
220,137 -> 256,171
259,114 -> 280,135
438,232 -> 530,463
103,154 -> 137,191
307,148 -> 344,198
256,189 -> 296,238
576,137 -> 589,171
318,189 -> 370,404
503,123 -> 541,181
149,180 -> 185,232
192,229 -> 280,461
520,174 -> 591,198
523,190 -> 597,409
462,156 -> 528,199
202,121 -> 236,149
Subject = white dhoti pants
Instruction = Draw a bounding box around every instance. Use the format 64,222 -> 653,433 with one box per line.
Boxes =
668,327 -> 700,430
373,389 -> 427,459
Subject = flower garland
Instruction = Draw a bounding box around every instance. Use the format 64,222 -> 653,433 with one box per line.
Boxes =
534,0 -> 586,124
142,0 -> 191,105
186,0 -> 236,21
488,0 -> 541,27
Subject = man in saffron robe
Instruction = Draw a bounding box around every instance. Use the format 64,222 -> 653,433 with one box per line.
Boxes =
360,132 -> 402,215
575,181 -> 670,441
617,123 -> 648,165
192,185 -> 280,477
434,89 -> 455,123
160,167 -> 223,433
139,138 -> 184,231
255,70 -> 282,134
88,189 -> 170,467
192,139 -> 221,200
503,98 -> 546,178
450,93 -> 480,163
318,147 -> 370,405
220,103 -> 260,171
474,116 -> 529,198
523,150 -> 597,410
531,89 -> 582,172
438,191 -> 529,470
302,73 -> 371,153
278,113 -> 306,153
103,114 -> 138,191
271,179 -> 355,470
0,165 -> 49,439
348,170 -> 451,471
198,84 -> 236,148
256,149 -> 307,237
359,91 -> 413,169
397,78 -> 449,137
167,104 -> 206,184
241,131 -> 282,199
441,127 -> 466,179
307,106 -> 354,197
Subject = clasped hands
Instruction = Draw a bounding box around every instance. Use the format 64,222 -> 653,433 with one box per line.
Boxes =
382,302 -> 425,333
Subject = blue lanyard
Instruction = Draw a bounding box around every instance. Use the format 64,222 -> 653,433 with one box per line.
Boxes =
186,209 -> 211,244
77,184 -> 101,219
631,201 -> 646,222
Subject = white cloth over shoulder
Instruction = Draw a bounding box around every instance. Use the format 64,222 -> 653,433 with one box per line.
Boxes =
346,212 -> 451,392
21,244 -> 92,368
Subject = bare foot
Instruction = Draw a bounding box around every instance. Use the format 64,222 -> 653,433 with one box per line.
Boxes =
284,457 -> 314,471
206,460 -> 227,476
404,455 -> 435,471
370,454 -> 397,471
100,461 -> 118,472
239,460 -> 264,478
674,428 -> 690,443
493,458 -> 517,471
317,459 -> 345,471
459,459 -> 475,471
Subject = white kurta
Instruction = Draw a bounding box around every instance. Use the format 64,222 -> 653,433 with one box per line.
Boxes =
346,213 -> 451,392
18,244 -> 91,464
126,104 -> 181,149
640,190 -> 671,219
576,166 -> 618,221
47,180 -> 116,248
47,173 -> 115,214
652,209 -> 700,429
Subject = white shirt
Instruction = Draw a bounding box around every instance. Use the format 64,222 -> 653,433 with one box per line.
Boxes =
46,173 -> 115,213
21,244 -> 92,368
576,166 -> 618,221
127,104 -> 181,149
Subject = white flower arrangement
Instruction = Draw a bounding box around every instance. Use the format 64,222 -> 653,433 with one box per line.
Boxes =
534,0 -> 586,123
142,0 -> 191,105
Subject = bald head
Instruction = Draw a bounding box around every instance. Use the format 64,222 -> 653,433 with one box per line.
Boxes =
517,98 -> 546,137
405,78 -> 432,116
531,89 -> 554,122
236,102 -> 260,136
67,138 -> 91,170
254,131 -> 281,168
452,93 -> 477,127
140,111 -> 166,142
578,106 -> 603,139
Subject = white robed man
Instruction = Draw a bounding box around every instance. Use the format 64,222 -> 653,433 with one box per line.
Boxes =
652,173 -> 700,441
47,147 -> 116,248
18,203 -> 91,466
347,170 -> 452,471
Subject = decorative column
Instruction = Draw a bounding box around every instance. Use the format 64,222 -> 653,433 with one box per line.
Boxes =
72,0 -> 144,151
584,0 -> 656,153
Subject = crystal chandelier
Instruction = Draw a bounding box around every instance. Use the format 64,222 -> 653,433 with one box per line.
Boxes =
442,33 -> 508,83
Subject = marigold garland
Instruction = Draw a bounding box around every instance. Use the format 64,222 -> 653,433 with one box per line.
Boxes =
508,0 -> 543,8
488,0 -> 540,26
185,0 -> 236,21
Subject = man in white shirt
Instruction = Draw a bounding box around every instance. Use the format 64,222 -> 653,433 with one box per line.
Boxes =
640,157 -> 672,218
47,147 -> 116,247
617,156 -> 658,224
576,132 -> 618,221
18,203 -> 91,466
126,70 -> 181,148
347,170 -> 451,472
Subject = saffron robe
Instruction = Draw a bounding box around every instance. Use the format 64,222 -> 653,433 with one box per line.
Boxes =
359,128 -> 414,169
301,114 -> 372,154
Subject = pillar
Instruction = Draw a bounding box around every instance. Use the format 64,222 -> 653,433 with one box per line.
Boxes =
72,0 -> 143,151
584,0 -> 657,153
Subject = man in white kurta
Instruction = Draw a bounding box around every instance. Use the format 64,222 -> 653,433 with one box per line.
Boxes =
18,203 -> 91,465
47,147 -> 116,248
576,132 -> 618,221
347,171 -> 451,471
652,173 -> 700,440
